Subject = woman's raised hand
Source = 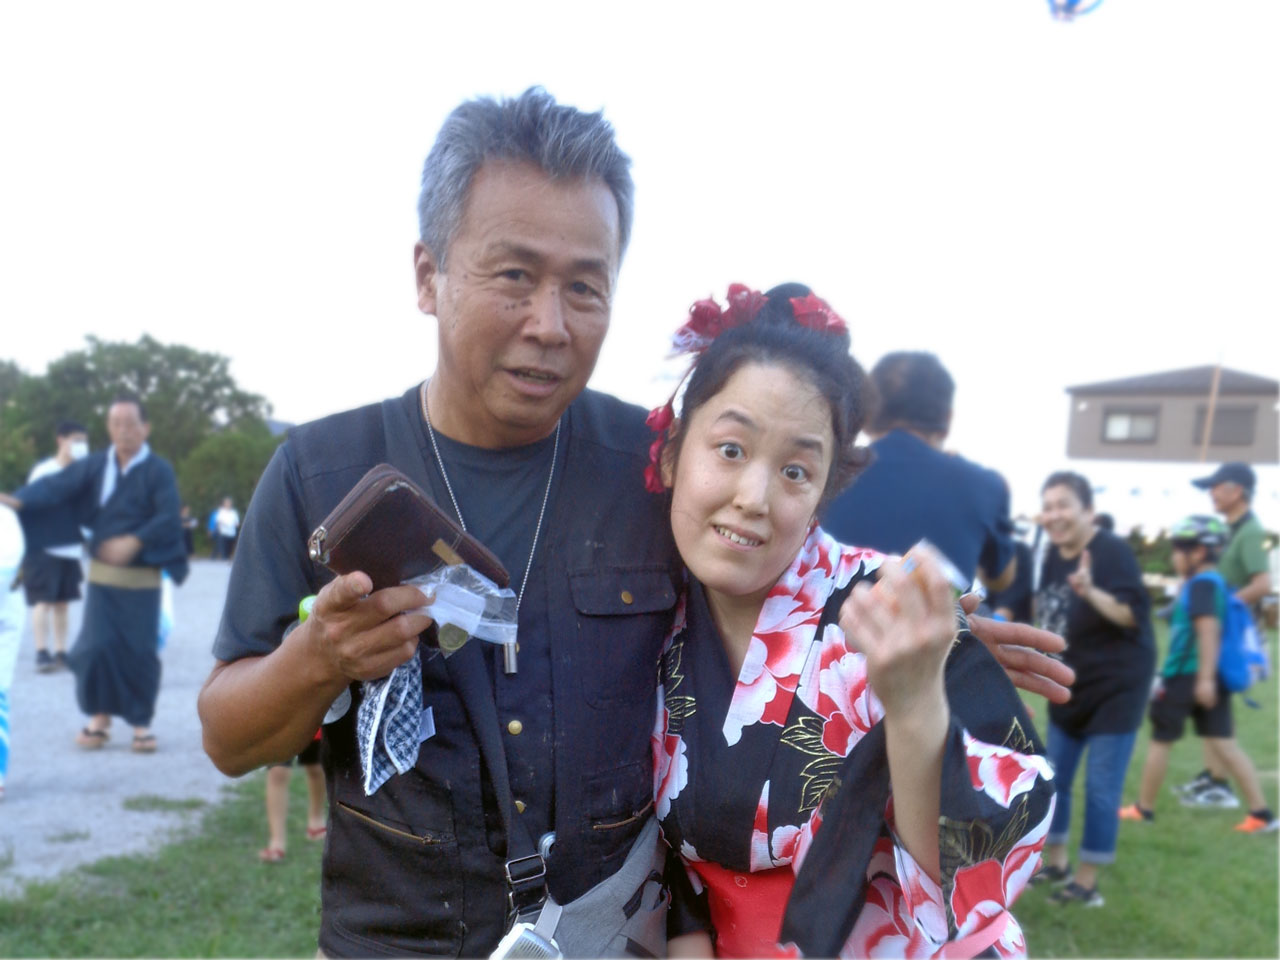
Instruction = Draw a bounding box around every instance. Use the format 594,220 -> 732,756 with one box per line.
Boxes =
839,544 -> 956,718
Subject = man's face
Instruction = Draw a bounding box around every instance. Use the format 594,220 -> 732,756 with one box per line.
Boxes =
415,160 -> 620,448
106,402 -> 150,459
1208,481 -> 1245,516
57,431 -> 88,459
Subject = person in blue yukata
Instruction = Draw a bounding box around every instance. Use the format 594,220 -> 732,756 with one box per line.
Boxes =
1,394 -> 187,754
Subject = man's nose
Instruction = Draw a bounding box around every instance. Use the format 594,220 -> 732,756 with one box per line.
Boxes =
524,285 -> 571,346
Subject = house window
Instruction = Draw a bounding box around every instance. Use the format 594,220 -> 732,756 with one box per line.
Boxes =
1194,405 -> 1257,446
1102,407 -> 1159,444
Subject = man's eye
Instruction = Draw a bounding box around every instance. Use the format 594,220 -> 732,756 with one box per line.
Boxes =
569,280 -> 602,299
717,442 -> 744,461
500,269 -> 530,282
783,464 -> 810,483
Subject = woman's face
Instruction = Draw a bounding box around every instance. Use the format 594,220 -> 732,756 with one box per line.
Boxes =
665,362 -> 834,611
1040,483 -> 1094,551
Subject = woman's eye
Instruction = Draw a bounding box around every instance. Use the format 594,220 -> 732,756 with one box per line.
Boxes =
717,442 -> 744,461
783,464 -> 810,483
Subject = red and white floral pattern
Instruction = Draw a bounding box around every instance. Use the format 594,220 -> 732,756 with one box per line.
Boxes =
655,527 -> 1054,957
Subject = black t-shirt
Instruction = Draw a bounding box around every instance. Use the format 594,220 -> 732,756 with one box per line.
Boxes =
414,393 -> 566,839
1037,529 -> 1156,735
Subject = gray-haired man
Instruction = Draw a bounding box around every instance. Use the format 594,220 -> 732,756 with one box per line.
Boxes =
198,88 -> 1072,957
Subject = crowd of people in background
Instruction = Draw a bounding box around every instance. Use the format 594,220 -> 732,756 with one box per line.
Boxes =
0,86 -> 1275,960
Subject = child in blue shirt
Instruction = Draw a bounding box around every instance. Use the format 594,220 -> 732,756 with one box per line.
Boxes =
1120,515 -> 1277,833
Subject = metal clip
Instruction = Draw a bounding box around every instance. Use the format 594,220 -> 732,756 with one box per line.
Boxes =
307,526 -> 328,564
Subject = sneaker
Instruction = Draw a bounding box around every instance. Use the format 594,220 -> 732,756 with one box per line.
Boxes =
1049,881 -> 1104,907
1173,770 -> 1213,797
1233,815 -> 1280,834
1119,804 -> 1154,822
1030,863 -> 1072,886
54,651 -> 69,672
1181,784 -> 1241,809
35,650 -> 55,673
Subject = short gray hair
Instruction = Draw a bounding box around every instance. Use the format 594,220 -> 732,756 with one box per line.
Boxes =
418,87 -> 634,268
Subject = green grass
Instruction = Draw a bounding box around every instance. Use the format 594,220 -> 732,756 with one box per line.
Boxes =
1016,623 -> 1280,958
0,771 -> 323,958
0,629 -> 1275,957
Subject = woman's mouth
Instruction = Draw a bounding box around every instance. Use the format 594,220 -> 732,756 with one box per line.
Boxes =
714,525 -> 762,547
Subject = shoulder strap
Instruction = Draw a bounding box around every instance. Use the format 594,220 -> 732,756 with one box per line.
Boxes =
440,642 -> 548,924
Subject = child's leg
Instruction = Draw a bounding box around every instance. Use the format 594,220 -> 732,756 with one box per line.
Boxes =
303,762 -> 327,831
265,764 -> 292,852
31,602 -> 50,654
1206,738 -> 1268,811
1137,741 -> 1172,811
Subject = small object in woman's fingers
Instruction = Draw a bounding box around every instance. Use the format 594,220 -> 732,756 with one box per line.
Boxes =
901,539 -> 970,600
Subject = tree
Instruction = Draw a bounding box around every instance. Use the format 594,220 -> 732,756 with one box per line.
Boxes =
177,420 -> 284,536
0,360 -> 37,490
13,335 -> 271,469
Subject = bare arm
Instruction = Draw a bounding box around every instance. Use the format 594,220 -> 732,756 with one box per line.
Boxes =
198,571 -> 433,775
841,548 -> 956,882
978,553 -> 1017,594
1066,549 -> 1136,628
1077,584 -> 1137,628
1193,615 -> 1221,709
1236,571 -> 1272,608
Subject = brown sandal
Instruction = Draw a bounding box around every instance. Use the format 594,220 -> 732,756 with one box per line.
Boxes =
131,733 -> 158,753
75,727 -> 109,749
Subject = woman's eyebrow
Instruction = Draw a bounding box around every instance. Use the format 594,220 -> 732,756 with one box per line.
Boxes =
712,410 -> 826,454
713,409 -> 757,431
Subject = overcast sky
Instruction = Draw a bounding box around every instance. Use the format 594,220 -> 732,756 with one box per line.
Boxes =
2,0 -> 1277,529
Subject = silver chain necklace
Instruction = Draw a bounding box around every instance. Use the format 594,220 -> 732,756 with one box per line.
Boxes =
420,380 -> 559,674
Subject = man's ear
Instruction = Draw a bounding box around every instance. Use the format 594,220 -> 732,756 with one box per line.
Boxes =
414,242 -> 442,316
659,420 -> 681,489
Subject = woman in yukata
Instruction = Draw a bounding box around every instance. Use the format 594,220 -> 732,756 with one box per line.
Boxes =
646,283 -> 1056,958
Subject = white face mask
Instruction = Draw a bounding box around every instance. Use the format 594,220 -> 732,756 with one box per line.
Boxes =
69,440 -> 89,460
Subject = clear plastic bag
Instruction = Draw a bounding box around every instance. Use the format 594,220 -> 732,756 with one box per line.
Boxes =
405,563 -> 518,653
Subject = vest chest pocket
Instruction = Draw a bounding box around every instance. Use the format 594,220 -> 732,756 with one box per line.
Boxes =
569,567 -> 677,707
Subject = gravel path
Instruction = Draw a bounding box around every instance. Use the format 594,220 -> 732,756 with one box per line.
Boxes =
0,560 -> 240,897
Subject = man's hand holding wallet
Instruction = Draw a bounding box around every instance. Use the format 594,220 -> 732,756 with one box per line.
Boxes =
300,464 -> 513,685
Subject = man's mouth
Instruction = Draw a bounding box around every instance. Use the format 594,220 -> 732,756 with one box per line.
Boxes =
715,525 -> 762,547
509,367 -> 561,384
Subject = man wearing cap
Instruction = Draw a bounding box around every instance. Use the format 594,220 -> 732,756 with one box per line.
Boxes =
1176,461 -> 1275,810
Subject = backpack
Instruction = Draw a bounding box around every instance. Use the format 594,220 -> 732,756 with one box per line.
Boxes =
1190,570 -> 1271,705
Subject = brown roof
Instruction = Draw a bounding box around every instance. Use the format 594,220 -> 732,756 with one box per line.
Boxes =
1066,366 -> 1279,397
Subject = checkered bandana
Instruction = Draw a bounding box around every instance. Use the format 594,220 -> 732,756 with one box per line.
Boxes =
355,653 -> 423,795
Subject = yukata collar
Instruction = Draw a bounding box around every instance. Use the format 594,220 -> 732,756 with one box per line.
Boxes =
720,525 -> 878,747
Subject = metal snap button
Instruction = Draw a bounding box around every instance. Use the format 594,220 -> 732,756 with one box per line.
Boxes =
507,719 -> 524,736
620,590 -> 634,604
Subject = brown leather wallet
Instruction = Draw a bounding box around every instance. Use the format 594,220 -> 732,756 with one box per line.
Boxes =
307,464 -> 509,592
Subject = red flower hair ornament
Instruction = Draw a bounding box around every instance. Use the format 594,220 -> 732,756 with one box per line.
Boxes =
643,283 -> 848,494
